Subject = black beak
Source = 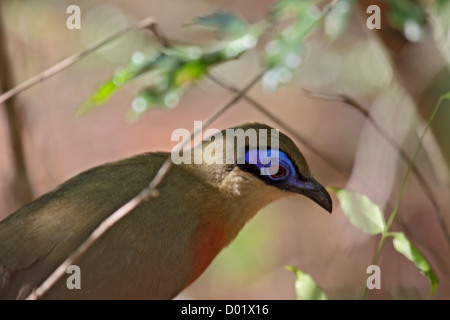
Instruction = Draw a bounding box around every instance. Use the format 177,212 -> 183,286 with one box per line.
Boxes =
290,178 -> 332,213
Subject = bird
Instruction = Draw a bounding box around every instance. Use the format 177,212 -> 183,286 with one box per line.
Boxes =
0,122 -> 332,300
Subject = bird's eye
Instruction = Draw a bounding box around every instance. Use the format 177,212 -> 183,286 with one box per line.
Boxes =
270,166 -> 287,179
244,149 -> 294,181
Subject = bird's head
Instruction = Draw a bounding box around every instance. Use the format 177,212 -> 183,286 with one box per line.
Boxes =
197,122 -> 332,214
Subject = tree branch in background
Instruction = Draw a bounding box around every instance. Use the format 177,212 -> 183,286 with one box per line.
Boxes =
0,3 -> 33,207
0,17 -> 156,106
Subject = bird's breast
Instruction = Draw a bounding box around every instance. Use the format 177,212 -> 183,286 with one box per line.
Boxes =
185,214 -> 228,288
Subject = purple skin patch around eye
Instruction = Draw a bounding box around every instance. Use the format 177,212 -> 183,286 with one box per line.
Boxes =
246,149 -> 296,178
243,149 -> 332,212
243,149 -> 333,213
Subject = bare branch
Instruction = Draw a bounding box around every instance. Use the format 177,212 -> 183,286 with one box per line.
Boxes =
147,23 -> 170,48
0,17 -> 156,105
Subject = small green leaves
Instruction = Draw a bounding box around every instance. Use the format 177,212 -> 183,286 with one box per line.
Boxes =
188,12 -> 249,37
80,47 -> 210,118
80,4 -> 341,116
80,11 -> 262,118
329,187 -> 439,296
286,265 -> 327,300
263,0 -> 320,93
328,187 -> 385,235
78,80 -> 119,115
174,60 -> 207,86
390,232 -> 439,296
79,51 -> 161,115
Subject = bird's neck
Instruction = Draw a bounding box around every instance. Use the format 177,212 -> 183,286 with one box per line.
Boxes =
219,168 -> 288,237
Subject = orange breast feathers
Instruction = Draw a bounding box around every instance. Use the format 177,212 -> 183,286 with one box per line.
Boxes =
185,214 -> 228,288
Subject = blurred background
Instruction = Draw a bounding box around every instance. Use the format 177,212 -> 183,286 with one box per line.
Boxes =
0,0 -> 449,299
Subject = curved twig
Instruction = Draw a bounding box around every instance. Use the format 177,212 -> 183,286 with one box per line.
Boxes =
301,89 -> 450,248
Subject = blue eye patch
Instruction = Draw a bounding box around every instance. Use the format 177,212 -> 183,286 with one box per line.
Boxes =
245,149 -> 296,180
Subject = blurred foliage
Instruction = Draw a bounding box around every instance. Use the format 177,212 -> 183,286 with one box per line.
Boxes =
80,0 -> 327,114
186,12 -> 249,36
286,265 -> 327,300
384,0 -> 427,41
328,187 -> 386,235
80,12 -> 262,120
391,232 -> 439,296
80,0 -> 446,116
263,0 -> 321,92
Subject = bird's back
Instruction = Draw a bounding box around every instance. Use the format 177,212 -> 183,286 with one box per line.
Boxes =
0,152 -> 224,299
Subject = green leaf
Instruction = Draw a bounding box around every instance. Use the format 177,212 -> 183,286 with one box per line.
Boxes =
328,187 -> 386,235
390,232 -> 439,296
263,0 -> 320,93
441,90 -> 450,100
436,0 -> 450,10
174,60 -> 207,86
79,13 -> 260,118
286,266 -> 327,300
79,51 -> 161,114
187,12 -> 249,36
78,80 -> 119,115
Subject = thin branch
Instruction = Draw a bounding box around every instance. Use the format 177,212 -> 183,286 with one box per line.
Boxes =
147,23 -> 170,48
0,17 -> 157,105
300,88 -> 450,247
362,93 -> 450,299
26,70 -> 265,300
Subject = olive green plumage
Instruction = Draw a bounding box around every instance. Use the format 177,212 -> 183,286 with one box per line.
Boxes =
0,122 -> 331,299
